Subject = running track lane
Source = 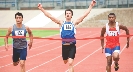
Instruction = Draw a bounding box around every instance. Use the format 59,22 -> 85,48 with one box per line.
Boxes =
0,28 -> 99,72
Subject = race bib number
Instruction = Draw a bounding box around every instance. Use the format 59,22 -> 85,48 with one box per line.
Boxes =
64,24 -> 73,30
108,31 -> 118,36
15,30 -> 24,36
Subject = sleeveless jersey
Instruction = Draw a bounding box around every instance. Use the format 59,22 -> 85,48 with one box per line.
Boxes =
105,22 -> 120,48
12,24 -> 27,49
60,21 -> 76,44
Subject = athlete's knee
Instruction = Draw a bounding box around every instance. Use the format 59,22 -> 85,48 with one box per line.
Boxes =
113,52 -> 119,60
20,63 -> 25,67
113,56 -> 119,59
113,57 -> 120,61
64,60 -> 68,64
20,60 -> 25,67
68,62 -> 73,66
13,62 -> 18,66
68,58 -> 74,66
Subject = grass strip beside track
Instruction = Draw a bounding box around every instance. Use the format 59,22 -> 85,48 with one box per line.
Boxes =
0,29 -> 59,46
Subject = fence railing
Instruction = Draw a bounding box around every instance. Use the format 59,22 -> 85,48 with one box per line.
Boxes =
0,0 -> 133,10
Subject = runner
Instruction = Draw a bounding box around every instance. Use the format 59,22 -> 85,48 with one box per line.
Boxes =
4,12 -> 33,72
37,0 -> 96,72
100,13 -> 130,72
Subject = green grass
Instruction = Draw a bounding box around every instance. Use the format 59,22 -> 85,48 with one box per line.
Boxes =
0,29 -> 59,46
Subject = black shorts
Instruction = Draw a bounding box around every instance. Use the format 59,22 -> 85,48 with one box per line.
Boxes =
12,48 -> 27,62
62,44 -> 76,60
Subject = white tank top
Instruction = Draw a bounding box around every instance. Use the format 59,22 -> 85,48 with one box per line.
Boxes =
106,22 -> 120,36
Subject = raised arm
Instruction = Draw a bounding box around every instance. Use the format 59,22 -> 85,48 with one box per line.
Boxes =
100,26 -> 106,53
38,3 -> 62,25
4,27 -> 12,51
74,0 -> 96,25
119,24 -> 130,48
26,26 -> 33,50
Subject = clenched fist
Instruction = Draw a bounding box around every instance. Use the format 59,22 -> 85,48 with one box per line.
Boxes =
38,3 -> 43,10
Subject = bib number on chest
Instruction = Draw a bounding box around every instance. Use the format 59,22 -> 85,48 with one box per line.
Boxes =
15,30 -> 24,36
64,24 -> 73,30
108,31 -> 118,36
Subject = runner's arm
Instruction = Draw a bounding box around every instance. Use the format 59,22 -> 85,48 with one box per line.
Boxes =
73,0 -> 96,25
4,27 -> 12,45
26,26 -> 33,49
26,26 -> 33,43
119,24 -> 130,43
100,26 -> 106,50
38,3 -> 62,25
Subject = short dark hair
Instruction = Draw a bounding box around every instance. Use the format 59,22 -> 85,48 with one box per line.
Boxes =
108,13 -> 116,17
65,9 -> 73,16
15,12 -> 23,18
